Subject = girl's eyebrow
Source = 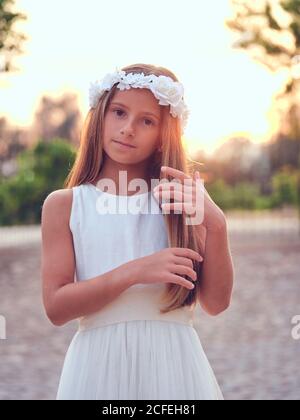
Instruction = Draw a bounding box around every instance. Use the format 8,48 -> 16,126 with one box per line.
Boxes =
110,102 -> 160,120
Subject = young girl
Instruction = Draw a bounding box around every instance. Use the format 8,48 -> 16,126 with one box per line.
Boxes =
41,63 -> 234,400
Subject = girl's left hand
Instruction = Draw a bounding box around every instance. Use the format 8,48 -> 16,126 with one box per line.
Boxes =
153,166 -> 227,232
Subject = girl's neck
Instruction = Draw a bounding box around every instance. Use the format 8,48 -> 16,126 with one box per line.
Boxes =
93,158 -> 152,195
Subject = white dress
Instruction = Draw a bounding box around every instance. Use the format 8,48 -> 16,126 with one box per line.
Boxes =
56,183 -> 224,400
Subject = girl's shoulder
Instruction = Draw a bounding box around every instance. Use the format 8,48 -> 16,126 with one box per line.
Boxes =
42,188 -> 73,226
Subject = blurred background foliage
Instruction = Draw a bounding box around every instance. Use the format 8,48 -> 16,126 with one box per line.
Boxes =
0,139 -> 76,225
0,0 -> 300,225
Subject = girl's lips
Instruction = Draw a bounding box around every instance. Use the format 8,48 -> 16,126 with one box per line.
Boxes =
113,140 -> 136,149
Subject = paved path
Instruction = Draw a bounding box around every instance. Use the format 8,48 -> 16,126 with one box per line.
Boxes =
0,217 -> 299,400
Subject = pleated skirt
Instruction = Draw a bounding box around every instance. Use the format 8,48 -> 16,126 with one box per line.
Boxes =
56,320 -> 224,400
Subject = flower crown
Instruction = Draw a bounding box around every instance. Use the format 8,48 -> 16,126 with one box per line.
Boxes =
89,68 -> 190,134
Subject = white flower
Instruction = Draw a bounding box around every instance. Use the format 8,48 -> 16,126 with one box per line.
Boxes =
88,70 -> 190,133
101,73 -> 119,90
150,76 -> 184,108
89,81 -> 103,108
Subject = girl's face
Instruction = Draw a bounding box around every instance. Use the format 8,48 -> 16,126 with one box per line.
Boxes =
102,88 -> 162,165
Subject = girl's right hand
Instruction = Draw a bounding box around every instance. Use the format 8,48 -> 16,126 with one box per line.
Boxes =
127,248 -> 203,290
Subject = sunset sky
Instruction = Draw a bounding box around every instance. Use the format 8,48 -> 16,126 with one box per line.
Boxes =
0,0 -> 288,155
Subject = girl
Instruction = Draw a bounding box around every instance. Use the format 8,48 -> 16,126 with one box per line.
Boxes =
41,63 -> 234,400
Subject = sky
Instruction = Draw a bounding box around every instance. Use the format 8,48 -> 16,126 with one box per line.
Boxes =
0,0 -> 288,155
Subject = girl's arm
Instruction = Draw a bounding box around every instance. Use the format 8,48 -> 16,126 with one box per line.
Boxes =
41,190 -> 136,327
154,166 -> 234,317
196,221 -> 234,316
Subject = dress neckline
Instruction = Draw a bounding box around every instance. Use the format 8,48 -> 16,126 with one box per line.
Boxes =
86,183 -> 152,199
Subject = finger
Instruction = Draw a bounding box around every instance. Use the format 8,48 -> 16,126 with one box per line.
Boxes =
172,195 -> 202,210
155,190 -> 193,203
173,248 -> 203,262
161,202 -> 184,214
161,202 -> 197,215
155,181 -> 193,193
195,171 -> 201,180
169,274 -> 195,290
172,264 -> 197,281
174,256 -> 194,269
161,166 -> 192,182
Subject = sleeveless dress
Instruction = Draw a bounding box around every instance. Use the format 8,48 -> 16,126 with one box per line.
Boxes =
56,183 -> 224,400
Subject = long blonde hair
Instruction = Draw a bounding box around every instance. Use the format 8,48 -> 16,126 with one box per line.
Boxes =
64,63 -> 205,313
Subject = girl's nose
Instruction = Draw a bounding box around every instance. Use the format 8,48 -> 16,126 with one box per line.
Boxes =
120,121 -> 135,137
120,125 -> 134,136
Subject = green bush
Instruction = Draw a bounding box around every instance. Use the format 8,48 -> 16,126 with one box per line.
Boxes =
270,167 -> 298,208
232,182 -> 261,210
207,168 -> 299,211
206,179 -> 235,211
208,179 -> 276,211
0,138 -> 76,226
253,194 -> 274,210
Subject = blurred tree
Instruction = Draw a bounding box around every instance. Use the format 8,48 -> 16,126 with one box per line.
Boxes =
206,179 -> 235,210
226,0 -> 300,181
212,137 -> 267,185
0,138 -> 76,225
267,134 -> 300,170
33,94 -> 83,146
192,137 -> 272,195
0,0 -> 27,72
232,181 -> 262,210
226,0 -> 300,97
270,165 -> 298,206
0,117 -> 27,177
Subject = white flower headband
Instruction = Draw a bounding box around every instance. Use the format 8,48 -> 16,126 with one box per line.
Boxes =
89,68 -> 190,134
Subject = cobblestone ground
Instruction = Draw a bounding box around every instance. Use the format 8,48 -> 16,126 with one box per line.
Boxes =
0,216 -> 299,400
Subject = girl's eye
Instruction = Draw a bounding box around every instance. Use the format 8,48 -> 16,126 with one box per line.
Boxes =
113,109 -> 125,117
144,118 -> 155,126
113,109 -> 155,126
